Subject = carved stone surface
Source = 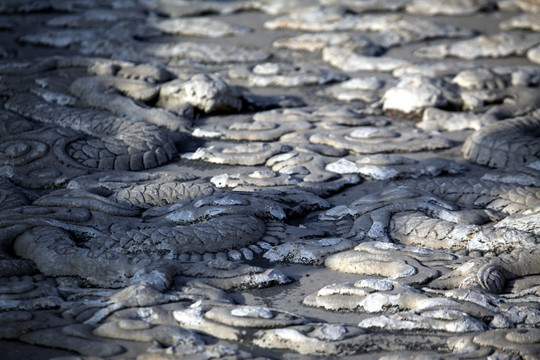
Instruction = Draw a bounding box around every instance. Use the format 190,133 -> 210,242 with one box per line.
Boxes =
405,0 -> 495,15
0,1 -> 539,359
415,33 -> 540,60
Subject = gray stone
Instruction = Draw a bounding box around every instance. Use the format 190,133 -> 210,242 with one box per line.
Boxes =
310,124 -> 455,154
326,155 -> 466,180
406,0 -> 495,15
263,238 -> 354,265
253,324 -> 369,356
359,309 -> 486,333
69,75 -> 190,131
46,9 -> 143,28
273,32 -> 383,55
419,107 -> 496,131
152,42 -> 270,64
318,77 -> 385,103
265,9 -> 472,45
228,62 -> 349,87
2,3 -> 540,358
158,73 -> 243,114
382,75 -> 461,113
256,0 -> 316,14
393,62 -> 481,78
481,163 -> 540,187
304,279 -> 460,313
210,170 -> 298,188
4,92 -> 177,171
452,68 -> 508,90
323,47 -> 410,72
173,302 -> 304,341
20,325 -> 125,357
473,328 -> 540,358
528,44 -> 540,64
253,105 -> 389,126
152,17 -> 251,37
324,242 -> 446,286
462,113 -> 540,168
415,33 -> 540,60
321,0 -> 407,13
500,13 -> 540,32
140,0 -> 250,17
193,117 -> 313,142
19,30 -> 94,48
182,142 -> 292,166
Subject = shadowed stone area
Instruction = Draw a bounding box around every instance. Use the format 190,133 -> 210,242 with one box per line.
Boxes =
0,1 -> 539,359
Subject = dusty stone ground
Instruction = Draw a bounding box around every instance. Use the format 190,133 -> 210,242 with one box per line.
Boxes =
1,0 -> 540,359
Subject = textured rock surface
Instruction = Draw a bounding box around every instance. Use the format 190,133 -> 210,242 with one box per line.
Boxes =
415,33 -> 540,59
382,75 -> 461,113
0,1 -> 539,359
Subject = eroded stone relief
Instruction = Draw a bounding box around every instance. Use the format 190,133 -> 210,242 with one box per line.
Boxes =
0,1 -> 539,359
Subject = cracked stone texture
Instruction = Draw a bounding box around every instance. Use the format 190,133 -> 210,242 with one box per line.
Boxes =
1,1 -> 540,359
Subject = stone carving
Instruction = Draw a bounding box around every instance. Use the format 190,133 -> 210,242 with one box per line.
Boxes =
69,76 -> 190,131
393,61 -> 480,78
500,13 -> 540,32
152,42 -> 270,65
326,155 -> 467,181
5,188 -> 315,287
4,93 -> 177,171
418,107 -> 496,132
228,62 -> 349,87
527,44 -> 540,64
158,73 -> 244,114
193,117 -> 313,142
415,33 -> 540,60
462,113 -> 540,168
182,142 -> 293,166
382,75 -> 461,113
273,32 -> 383,55
1,1 -> 540,359
323,46 -> 411,72
318,76 -> 386,103
405,0 -> 495,15
151,17 -> 252,38
264,8 -> 472,45
309,125 -> 455,154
